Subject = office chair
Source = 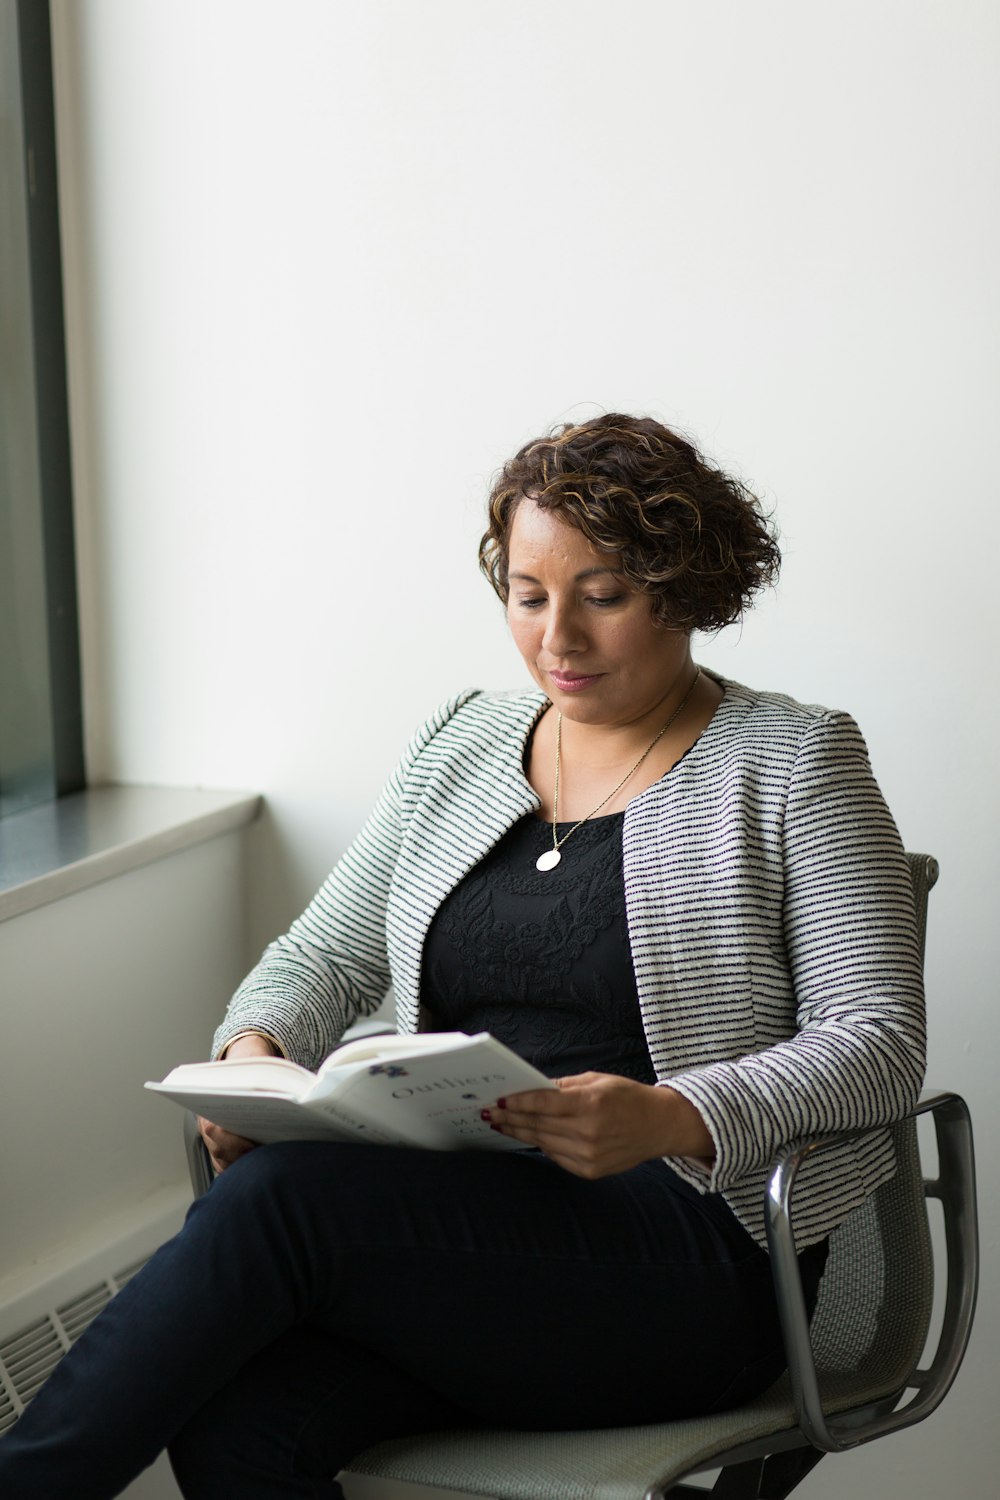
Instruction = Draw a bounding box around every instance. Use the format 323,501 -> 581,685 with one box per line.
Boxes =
185,853 -> 977,1500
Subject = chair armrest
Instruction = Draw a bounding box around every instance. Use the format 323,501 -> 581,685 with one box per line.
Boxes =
183,1110 -> 215,1198
764,1089 -> 979,1453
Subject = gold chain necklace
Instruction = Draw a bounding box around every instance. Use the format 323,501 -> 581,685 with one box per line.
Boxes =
535,667 -> 702,873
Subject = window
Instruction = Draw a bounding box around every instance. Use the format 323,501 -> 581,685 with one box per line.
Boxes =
0,0 -> 83,818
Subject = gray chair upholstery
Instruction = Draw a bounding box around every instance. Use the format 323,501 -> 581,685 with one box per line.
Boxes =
186,853 -> 978,1500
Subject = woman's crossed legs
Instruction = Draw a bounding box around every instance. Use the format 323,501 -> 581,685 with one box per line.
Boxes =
0,1141 -> 812,1499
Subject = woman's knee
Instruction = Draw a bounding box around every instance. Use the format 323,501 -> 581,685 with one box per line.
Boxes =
194,1141 -> 321,1221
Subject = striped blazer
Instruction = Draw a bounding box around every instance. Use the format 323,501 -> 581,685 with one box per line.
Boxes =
214,674 -> 926,1249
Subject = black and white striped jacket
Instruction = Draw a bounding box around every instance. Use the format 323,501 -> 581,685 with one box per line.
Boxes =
214,675 -> 926,1249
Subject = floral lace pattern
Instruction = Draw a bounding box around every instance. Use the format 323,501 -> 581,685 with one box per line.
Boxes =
422,812 -> 656,1082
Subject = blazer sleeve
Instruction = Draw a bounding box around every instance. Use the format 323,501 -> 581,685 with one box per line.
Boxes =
662,710 -> 927,1194
211,693 -> 476,1068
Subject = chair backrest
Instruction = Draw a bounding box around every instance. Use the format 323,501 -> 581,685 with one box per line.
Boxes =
806,852 -> 937,1408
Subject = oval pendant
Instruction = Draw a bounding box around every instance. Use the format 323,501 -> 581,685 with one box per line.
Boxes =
535,849 -> 562,872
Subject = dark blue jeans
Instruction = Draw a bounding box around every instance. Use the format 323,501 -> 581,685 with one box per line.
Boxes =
0,1143 -> 826,1499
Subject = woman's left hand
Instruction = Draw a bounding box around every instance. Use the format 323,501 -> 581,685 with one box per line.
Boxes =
486,1072 -> 715,1178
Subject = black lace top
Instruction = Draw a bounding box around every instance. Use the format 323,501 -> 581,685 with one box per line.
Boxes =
421,811 -> 656,1083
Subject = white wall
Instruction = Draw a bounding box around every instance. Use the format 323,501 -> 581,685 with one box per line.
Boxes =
0,830 -> 251,1500
47,2 -> 999,1496
0,833 -> 248,1278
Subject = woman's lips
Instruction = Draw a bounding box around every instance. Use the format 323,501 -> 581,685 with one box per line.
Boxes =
548,670 -> 604,693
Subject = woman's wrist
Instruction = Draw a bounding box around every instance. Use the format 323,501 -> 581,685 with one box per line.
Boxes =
218,1030 -> 285,1061
650,1084 -> 715,1162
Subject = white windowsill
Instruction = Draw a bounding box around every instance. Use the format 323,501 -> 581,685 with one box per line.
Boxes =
0,785 -> 262,924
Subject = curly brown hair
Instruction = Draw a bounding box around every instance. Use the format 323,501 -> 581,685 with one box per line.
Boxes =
479,414 -> 780,632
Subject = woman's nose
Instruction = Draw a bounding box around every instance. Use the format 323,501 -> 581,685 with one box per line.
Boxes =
542,604 -> 586,656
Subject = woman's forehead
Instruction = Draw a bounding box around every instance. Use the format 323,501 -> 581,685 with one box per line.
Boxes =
507,499 -> 619,572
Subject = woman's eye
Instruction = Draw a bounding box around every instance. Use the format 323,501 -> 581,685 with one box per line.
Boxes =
512,594 -> 623,610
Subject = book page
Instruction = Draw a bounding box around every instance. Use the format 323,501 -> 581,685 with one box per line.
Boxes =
311,1033 -> 556,1148
152,1057 -> 315,1099
317,1030 -> 474,1073
144,1085 -> 396,1146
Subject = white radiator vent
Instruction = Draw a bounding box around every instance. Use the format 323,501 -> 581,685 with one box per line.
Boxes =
113,1255 -> 153,1289
0,1381 -> 16,1436
0,1315 -> 68,1424
0,1254 -> 150,1434
56,1284 -> 114,1343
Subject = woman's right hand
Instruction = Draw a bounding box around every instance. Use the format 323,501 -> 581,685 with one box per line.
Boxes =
198,1032 -> 279,1173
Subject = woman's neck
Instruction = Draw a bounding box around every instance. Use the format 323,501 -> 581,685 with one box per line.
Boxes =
526,668 -> 724,822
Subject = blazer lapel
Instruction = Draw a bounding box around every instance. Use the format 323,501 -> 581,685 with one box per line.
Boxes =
390,693 -> 546,1034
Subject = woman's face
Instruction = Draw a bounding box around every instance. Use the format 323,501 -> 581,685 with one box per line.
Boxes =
505,499 -> 691,728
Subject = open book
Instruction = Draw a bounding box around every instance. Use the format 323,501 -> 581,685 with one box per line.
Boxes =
146,1031 -> 556,1151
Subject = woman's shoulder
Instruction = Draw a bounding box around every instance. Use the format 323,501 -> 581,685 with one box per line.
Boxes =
710,671 -> 860,730
395,686 -> 547,773
702,671 -> 873,767
413,685 -> 546,736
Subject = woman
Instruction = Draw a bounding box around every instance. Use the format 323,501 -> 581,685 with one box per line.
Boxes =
0,415 -> 925,1499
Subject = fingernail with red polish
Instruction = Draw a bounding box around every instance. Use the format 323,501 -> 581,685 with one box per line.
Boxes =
480,1109 -> 492,1121
497,1098 -> 507,1109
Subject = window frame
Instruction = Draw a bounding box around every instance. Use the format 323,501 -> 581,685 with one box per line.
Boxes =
2,0 -> 84,811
